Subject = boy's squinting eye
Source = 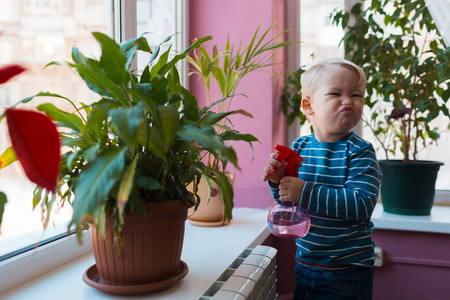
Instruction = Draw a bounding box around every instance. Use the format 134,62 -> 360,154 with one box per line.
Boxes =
352,94 -> 363,98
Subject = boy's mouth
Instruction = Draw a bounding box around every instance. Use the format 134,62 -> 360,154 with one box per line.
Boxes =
341,106 -> 355,114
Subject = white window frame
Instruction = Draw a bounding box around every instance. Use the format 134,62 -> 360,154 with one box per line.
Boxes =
0,0 -> 187,294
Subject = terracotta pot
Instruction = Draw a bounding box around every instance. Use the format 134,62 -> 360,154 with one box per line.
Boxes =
89,199 -> 190,288
188,171 -> 235,226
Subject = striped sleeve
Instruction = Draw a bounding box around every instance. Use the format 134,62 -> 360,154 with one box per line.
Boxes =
298,142 -> 381,220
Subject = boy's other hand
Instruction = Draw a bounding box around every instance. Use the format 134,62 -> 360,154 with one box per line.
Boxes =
279,176 -> 305,203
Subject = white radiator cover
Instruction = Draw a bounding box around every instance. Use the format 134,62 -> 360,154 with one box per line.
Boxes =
199,245 -> 278,300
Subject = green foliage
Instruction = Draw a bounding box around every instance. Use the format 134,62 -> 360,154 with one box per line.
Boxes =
0,32 -> 252,239
281,66 -> 307,126
281,0 -> 449,162
331,0 -> 449,162
186,23 -> 296,170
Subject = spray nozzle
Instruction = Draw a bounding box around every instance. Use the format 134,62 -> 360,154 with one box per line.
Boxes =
270,144 -> 306,177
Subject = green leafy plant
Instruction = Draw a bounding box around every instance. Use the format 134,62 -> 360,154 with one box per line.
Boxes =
0,32 -> 252,238
282,1 -> 449,163
281,65 -> 307,127
331,0 -> 449,162
186,23 -> 296,170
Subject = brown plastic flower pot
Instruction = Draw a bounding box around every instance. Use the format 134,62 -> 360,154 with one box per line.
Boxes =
86,199 -> 191,295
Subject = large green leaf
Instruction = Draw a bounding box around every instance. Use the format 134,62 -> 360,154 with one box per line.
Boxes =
167,66 -> 182,96
93,32 -> 129,85
84,99 -> 120,138
206,169 -> 234,222
151,75 -> 169,105
9,92 -> 79,112
71,147 -> 126,227
221,130 -> 259,162
148,34 -> 175,65
131,85 -> 162,128
221,130 -> 259,143
70,49 -> 128,105
150,46 -> 171,80
109,102 -> 145,148
158,105 -> 179,152
120,35 -> 151,70
147,126 -> 166,161
178,125 -> 238,168
37,103 -> 84,133
181,87 -> 200,121
200,109 -> 253,126
138,177 -> 161,190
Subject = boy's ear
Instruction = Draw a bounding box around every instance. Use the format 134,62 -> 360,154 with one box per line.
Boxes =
301,98 -> 314,115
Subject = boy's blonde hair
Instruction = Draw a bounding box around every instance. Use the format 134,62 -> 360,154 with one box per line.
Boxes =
301,58 -> 366,99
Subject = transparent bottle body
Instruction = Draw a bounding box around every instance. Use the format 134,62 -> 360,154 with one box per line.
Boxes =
267,202 -> 310,239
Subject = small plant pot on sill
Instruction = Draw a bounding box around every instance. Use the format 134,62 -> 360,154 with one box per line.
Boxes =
378,160 -> 443,216
188,171 -> 235,227
83,199 -> 191,296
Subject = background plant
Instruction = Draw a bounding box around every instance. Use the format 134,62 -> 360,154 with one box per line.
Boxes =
282,1 -> 449,163
331,0 -> 449,162
186,23 -> 296,170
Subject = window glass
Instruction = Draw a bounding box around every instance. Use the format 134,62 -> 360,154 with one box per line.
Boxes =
0,0 -> 110,257
135,0 -> 181,76
299,0 -> 345,138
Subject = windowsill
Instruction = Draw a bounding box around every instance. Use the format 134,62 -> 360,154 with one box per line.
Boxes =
0,207 -> 271,299
372,204 -> 450,234
2,204 -> 449,299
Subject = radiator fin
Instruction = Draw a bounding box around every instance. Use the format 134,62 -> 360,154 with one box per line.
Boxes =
199,245 -> 278,300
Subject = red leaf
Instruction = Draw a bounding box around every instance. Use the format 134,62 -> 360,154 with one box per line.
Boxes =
0,64 -> 26,84
6,109 -> 60,192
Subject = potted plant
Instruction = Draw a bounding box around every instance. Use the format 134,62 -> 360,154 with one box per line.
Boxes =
332,0 -> 449,215
282,0 -> 449,215
0,32 -> 253,295
185,23 -> 296,225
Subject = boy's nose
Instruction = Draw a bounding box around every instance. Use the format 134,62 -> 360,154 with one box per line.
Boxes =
341,96 -> 352,104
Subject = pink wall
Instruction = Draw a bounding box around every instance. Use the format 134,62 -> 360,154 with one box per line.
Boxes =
188,0 -> 288,209
372,229 -> 450,299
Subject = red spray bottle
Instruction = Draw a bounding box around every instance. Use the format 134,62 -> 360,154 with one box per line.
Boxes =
267,145 -> 310,239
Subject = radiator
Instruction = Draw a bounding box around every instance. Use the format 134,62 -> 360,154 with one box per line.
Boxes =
198,245 -> 278,300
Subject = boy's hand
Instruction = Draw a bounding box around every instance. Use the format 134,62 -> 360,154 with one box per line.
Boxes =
279,176 -> 305,203
262,152 -> 286,183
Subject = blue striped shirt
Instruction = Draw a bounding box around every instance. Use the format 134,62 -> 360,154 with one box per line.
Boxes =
270,131 -> 382,267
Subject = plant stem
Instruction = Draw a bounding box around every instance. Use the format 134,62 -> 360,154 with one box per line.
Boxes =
362,118 -> 390,159
402,117 -> 409,162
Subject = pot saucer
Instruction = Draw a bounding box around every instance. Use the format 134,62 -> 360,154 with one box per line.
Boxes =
187,219 -> 230,227
83,260 -> 189,296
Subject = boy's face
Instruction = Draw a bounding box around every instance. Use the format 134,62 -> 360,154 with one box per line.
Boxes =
302,67 -> 364,142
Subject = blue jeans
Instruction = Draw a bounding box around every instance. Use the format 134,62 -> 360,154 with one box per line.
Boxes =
293,263 -> 374,300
